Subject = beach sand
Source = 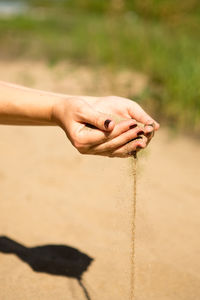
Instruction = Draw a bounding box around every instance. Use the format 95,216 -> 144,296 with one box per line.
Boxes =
0,61 -> 200,300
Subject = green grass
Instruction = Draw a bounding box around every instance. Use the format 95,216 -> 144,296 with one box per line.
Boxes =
0,10 -> 200,134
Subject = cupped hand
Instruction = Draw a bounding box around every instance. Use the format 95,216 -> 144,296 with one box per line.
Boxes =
52,96 -> 159,157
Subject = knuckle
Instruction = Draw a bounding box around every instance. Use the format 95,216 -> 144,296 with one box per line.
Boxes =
73,140 -> 82,149
78,148 -> 87,154
77,144 -> 89,154
72,133 -> 80,147
73,137 -> 89,154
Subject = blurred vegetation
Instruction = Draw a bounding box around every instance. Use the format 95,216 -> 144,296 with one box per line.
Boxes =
0,0 -> 200,134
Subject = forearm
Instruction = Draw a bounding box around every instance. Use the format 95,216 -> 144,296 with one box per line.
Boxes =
0,81 -> 66,125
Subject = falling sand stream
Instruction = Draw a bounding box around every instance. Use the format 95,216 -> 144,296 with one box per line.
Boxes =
130,124 -> 154,299
130,154 -> 137,300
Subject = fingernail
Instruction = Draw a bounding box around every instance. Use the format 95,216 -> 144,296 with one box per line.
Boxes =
104,119 -> 111,129
146,131 -> 155,138
145,122 -> 155,128
129,124 -> 137,129
136,145 -> 142,150
137,130 -> 144,136
131,151 -> 137,158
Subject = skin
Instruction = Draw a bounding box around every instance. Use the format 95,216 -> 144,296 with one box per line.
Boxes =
0,81 -> 159,157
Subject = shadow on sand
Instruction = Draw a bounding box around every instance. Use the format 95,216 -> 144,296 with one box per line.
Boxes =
0,235 -> 93,300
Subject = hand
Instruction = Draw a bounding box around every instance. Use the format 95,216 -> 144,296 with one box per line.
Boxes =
84,95 -> 160,156
52,96 -> 159,157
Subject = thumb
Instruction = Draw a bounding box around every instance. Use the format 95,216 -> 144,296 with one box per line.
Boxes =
80,105 -> 115,131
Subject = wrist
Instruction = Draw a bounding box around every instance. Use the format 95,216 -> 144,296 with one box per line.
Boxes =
51,96 -> 73,129
0,81 -> 74,126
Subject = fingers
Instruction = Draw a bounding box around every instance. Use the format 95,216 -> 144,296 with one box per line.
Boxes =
89,126 -> 149,154
128,102 -> 160,130
77,118 -> 138,146
66,96 -> 158,157
113,136 -> 148,158
74,119 -> 154,156
78,103 -> 115,131
99,136 -> 148,158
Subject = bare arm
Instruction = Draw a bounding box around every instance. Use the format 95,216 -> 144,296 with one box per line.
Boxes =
0,81 -> 61,125
0,81 -> 159,157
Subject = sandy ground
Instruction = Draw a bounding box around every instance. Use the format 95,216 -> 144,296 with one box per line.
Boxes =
0,62 -> 200,300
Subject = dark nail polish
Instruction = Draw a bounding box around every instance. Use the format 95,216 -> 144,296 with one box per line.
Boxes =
104,119 -> 111,129
137,130 -> 144,136
136,145 -> 142,150
130,151 -> 137,158
129,124 -> 137,129
146,131 -> 155,138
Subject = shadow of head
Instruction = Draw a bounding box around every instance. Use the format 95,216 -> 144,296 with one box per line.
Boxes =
0,235 -> 93,279
0,235 -> 93,299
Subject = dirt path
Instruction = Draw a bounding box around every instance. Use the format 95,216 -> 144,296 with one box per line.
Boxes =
0,62 -> 200,300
